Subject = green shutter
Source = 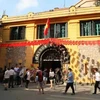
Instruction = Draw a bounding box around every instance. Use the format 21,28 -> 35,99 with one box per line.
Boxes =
65,23 -> 68,37
95,21 -> 100,35
54,23 -> 56,38
37,25 -> 40,39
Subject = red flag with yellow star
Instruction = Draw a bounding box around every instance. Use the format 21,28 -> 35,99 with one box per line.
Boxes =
44,19 -> 50,36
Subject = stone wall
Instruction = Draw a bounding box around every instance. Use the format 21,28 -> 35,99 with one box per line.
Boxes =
78,45 -> 100,83
5,47 -> 26,67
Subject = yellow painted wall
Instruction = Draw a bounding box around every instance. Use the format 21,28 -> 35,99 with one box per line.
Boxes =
26,24 -> 35,40
0,23 -> 36,68
25,46 -> 34,68
0,48 -> 6,68
2,27 -> 10,42
68,20 -> 79,39
0,27 -> 7,68
0,27 -> 2,42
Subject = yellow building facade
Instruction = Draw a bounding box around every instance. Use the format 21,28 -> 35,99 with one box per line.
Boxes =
0,0 -> 100,84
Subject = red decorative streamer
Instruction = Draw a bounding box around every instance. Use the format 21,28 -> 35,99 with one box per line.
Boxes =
0,38 -> 100,48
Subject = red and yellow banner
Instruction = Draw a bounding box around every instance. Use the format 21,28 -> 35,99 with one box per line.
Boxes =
44,18 -> 50,36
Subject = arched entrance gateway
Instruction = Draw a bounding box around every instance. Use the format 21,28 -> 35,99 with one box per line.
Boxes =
33,43 -> 70,72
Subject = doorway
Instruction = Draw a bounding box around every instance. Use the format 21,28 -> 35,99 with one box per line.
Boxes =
42,61 -> 61,72
33,43 -> 70,71
33,43 -> 70,83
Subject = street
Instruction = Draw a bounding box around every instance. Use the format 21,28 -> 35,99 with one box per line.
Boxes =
0,83 -> 100,100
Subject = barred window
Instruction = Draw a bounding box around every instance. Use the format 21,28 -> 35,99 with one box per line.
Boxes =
10,26 -> 26,40
80,20 -> 100,36
37,23 -> 68,39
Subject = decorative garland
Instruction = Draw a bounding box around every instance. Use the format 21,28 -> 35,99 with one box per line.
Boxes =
0,38 -> 100,48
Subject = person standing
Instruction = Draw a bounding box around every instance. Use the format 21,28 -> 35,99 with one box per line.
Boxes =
3,68 -> 10,90
19,66 -> 25,87
63,68 -> 75,95
49,68 -> 55,88
93,68 -> 100,94
55,68 -> 59,85
14,64 -> 19,86
25,69 -> 30,89
9,67 -> 15,88
55,68 -> 61,85
43,68 -> 48,85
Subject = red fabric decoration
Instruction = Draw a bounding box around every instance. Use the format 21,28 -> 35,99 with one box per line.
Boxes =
0,39 -> 100,47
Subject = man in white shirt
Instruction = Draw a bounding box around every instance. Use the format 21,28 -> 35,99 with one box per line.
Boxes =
9,67 -> 15,88
3,68 -> 10,90
93,68 -> 100,94
25,69 -> 30,89
14,64 -> 19,73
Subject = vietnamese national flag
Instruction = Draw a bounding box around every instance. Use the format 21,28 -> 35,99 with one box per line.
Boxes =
44,18 -> 50,36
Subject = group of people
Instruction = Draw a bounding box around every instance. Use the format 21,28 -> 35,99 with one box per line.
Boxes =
63,68 -> 100,95
47,67 -> 100,95
3,65 -> 63,94
3,64 -> 27,90
3,65 -> 48,94
2,64 -> 100,95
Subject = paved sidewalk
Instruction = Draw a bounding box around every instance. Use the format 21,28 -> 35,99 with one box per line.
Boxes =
22,82 -> 99,94
0,83 -> 100,100
0,82 -> 99,94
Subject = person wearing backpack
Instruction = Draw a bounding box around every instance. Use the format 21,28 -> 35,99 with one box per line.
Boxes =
36,68 -> 44,94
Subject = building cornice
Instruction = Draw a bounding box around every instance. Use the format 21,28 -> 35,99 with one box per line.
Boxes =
1,6 -> 100,23
75,0 -> 95,7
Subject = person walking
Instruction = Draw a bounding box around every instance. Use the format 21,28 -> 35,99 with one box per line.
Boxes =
92,68 -> 100,94
36,69 -> 44,94
63,68 -> 75,95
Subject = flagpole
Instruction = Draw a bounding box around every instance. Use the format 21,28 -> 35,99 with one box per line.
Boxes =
64,0 -> 66,7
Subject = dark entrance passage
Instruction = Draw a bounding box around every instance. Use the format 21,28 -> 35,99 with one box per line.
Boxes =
42,61 -> 61,72
40,48 -> 62,71
42,61 -> 61,83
